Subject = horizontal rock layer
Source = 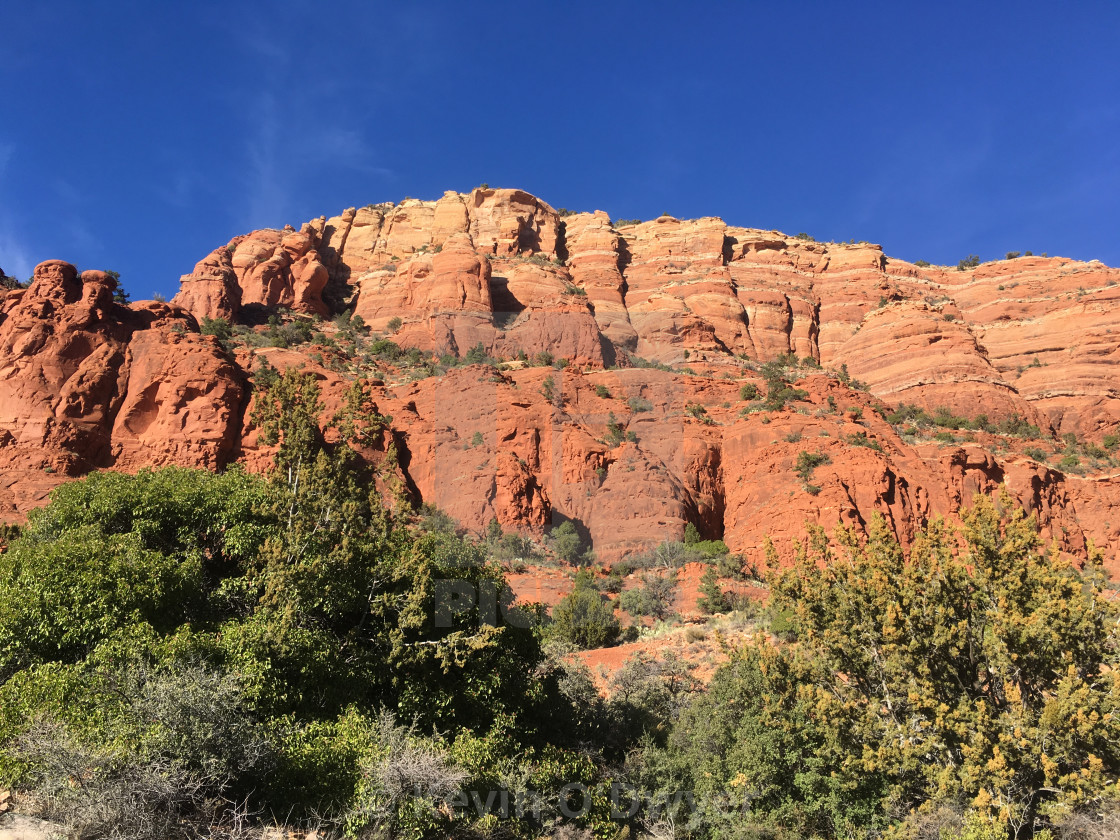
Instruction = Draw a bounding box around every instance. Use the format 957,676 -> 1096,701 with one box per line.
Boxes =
3,188 -> 1118,577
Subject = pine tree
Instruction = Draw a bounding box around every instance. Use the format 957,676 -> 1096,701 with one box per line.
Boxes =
696,566 -> 728,614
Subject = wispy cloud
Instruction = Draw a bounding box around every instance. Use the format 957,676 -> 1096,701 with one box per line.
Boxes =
240,91 -> 392,230
0,142 -> 33,279
243,92 -> 286,227
231,11 -> 394,232
0,227 -> 33,281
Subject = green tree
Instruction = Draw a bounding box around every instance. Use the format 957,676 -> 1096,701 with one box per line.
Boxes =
548,520 -> 584,564
0,369 -> 553,827
249,366 -> 325,484
696,566 -> 728,614
767,492 -> 1120,837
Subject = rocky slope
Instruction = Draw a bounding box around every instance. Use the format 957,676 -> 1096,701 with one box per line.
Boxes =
4,188 -> 1120,575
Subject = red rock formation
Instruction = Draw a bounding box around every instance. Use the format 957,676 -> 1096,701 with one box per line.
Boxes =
6,190 -> 1120,581
173,245 -> 241,321
0,261 -> 245,520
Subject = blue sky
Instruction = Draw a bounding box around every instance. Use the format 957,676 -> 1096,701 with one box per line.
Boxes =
2,1 -> 1118,301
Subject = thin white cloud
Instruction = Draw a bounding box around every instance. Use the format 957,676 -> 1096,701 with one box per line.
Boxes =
0,142 -> 33,280
229,11 -> 396,232
0,227 -> 33,281
243,92 -> 289,229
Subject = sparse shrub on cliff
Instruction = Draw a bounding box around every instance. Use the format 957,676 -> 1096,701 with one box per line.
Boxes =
199,316 -> 232,345
914,258 -> 931,267
685,403 -> 714,424
0,270 -> 28,290
605,412 -> 626,446
265,315 -> 313,348
627,395 -> 653,413
996,414 -> 1041,438
957,253 -> 981,270
844,431 -> 882,451
594,384 -> 612,399
369,337 -> 402,360
462,341 -> 492,365
629,355 -> 674,372
794,450 -> 829,486
758,358 -> 809,411
1006,250 -> 1022,259
739,382 -> 760,401
612,218 -> 641,228
885,404 -> 1040,440
386,316 -> 402,332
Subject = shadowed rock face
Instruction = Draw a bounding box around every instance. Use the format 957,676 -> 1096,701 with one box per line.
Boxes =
6,189 -> 1120,575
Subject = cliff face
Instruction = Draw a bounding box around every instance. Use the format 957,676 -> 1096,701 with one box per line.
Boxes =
0,261 -> 245,515
6,188 -> 1120,575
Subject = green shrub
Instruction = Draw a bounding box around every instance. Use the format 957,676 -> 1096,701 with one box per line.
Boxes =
794,450 -> 829,484
462,341 -> 490,365
618,571 -> 678,621
627,396 -> 653,413
199,316 -> 232,343
845,431 -> 882,451
369,338 -> 401,360
605,412 -> 627,447
551,585 -> 619,649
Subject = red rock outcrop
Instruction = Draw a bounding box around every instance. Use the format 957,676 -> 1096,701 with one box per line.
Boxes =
174,226 -> 330,318
0,261 -> 245,519
6,189 -> 1120,581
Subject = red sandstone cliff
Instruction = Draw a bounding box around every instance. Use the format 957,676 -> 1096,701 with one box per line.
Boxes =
5,188 -> 1120,576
